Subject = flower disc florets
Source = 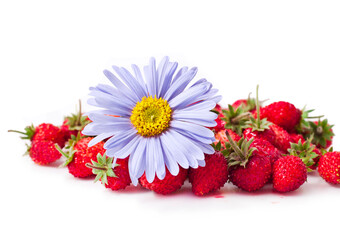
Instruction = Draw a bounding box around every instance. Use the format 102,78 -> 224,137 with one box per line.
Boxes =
130,96 -> 172,137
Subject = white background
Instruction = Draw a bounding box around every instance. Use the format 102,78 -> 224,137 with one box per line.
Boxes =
1,1 -> 339,239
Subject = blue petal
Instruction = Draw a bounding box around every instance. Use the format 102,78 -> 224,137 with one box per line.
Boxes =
173,111 -> 218,127
160,132 -> 189,169
163,67 -> 198,101
197,160 -> 206,167
114,135 -> 141,159
128,138 -> 147,186
88,131 -> 115,147
87,114 -> 130,124
171,127 -> 215,144
145,137 -> 156,183
170,120 -> 214,139
144,57 -> 158,97
87,98 -> 131,117
104,129 -> 137,156
112,66 -> 148,99
172,66 -> 188,83
154,137 -> 166,180
103,69 -> 139,103
159,61 -> 178,98
159,136 -> 180,176
178,100 -> 217,113
168,82 -> 210,110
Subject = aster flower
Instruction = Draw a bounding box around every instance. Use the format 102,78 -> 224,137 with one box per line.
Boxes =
82,57 -> 222,185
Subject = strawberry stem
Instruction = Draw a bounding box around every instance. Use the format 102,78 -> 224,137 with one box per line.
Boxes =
231,112 -> 252,124
256,85 -> 261,129
8,130 -> 26,135
85,163 -> 108,171
225,130 -> 246,160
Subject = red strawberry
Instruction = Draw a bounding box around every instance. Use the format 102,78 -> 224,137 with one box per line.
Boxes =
303,119 -> 334,149
260,101 -> 301,132
290,133 -> 306,144
244,124 -> 291,153
318,151 -> 340,184
250,138 -> 283,166
189,151 -> 228,196
224,132 -> 272,192
9,123 -> 66,164
139,167 -> 188,195
232,96 -> 256,112
86,153 -> 131,190
273,156 -> 307,193
57,136 -> 105,178
287,137 -> 321,171
214,129 -> 241,148
243,86 -> 291,153
29,140 -> 62,165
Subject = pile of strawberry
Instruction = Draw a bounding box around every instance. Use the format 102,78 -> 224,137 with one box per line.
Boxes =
9,89 -> 340,196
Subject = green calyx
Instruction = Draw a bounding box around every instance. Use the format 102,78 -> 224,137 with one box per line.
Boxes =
295,106 -> 324,133
223,130 -> 257,168
303,119 -> 334,148
246,85 -> 272,132
288,137 -> 319,172
64,100 -> 91,131
221,105 -> 252,135
85,153 -> 118,185
8,124 -> 36,140
55,133 -> 82,167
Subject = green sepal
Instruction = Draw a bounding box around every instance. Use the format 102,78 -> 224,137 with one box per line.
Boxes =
221,104 -> 251,135
288,137 -> 319,170
8,124 -> 36,140
223,132 -> 258,169
57,132 -> 83,167
212,141 -> 222,152
63,100 -> 91,131
246,116 -> 272,132
87,153 -> 118,186
303,119 -> 334,148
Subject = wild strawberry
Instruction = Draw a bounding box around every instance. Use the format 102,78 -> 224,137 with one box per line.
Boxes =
189,151 -> 228,196
9,123 -> 66,148
273,156 -> 307,193
260,101 -> 301,132
86,153 -> 131,190
209,104 -> 226,133
303,119 -> 334,149
318,151 -> 340,184
214,129 -> 241,148
9,123 -> 65,164
250,138 -> 283,166
232,94 -> 256,112
139,167 -> 188,195
244,86 -> 291,153
60,100 -> 91,141
225,132 -> 272,192
290,133 -> 305,144
288,137 -> 321,171
57,136 -> 105,178
29,140 -> 62,165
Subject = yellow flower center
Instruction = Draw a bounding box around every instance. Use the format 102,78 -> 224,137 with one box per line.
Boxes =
130,96 -> 172,137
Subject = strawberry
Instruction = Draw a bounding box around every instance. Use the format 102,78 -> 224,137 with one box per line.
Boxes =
272,156 -> 307,193
214,129 -> 241,148
56,135 -> 105,178
9,123 -> 65,164
303,119 -> 334,149
188,151 -> 228,196
209,104 -> 226,133
9,123 -> 66,148
318,151 -> 340,184
232,93 -> 257,112
290,133 -> 305,144
244,86 -> 291,153
249,138 -> 283,166
288,138 -> 321,171
139,167 -> 188,195
60,100 -> 91,141
224,132 -> 272,192
260,101 -> 301,132
86,153 -> 131,190
29,140 -> 62,165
